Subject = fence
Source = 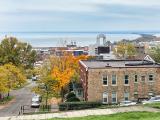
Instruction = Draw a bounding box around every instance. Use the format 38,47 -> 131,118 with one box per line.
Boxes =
19,104 -> 58,115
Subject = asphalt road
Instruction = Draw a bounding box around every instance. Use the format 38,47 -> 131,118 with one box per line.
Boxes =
0,80 -> 37,117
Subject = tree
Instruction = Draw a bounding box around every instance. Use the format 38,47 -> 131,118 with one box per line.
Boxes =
127,43 -> 136,57
115,42 -> 126,58
0,37 -> 37,69
149,46 -> 160,63
0,66 -> 9,95
50,54 -> 89,101
33,61 -> 59,106
33,54 -> 89,102
114,42 -> 136,58
3,64 -> 26,97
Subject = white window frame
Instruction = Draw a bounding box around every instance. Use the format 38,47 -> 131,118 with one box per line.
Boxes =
112,74 -> 117,86
124,75 -> 129,85
112,92 -> 117,103
124,92 -> 129,101
102,92 -> 108,104
102,75 -> 108,86
148,91 -> 154,96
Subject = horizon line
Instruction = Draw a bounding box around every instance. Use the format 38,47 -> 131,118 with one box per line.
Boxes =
1,30 -> 160,34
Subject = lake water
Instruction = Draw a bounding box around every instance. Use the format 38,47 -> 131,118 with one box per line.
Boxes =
0,32 -> 159,47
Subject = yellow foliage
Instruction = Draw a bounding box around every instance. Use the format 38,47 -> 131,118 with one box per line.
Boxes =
0,64 -> 26,93
51,54 -> 89,90
115,42 -> 136,58
0,66 -> 9,93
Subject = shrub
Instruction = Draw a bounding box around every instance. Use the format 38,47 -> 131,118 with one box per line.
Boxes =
59,102 -> 102,111
66,97 -> 80,102
66,92 -> 76,100
39,105 -> 51,112
0,96 -> 14,104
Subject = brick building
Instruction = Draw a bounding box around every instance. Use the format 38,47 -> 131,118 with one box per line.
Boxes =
79,59 -> 160,104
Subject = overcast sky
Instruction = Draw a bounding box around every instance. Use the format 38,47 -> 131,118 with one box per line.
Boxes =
0,0 -> 160,32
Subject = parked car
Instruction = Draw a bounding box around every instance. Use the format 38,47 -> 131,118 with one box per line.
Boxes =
31,101 -> 40,108
32,76 -> 37,81
31,95 -> 42,108
32,95 -> 42,102
142,96 -> 160,104
120,100 -> 137,106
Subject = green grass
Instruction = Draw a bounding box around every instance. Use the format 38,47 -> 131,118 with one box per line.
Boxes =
47,112 -> 160,120
145,103 -> 160,109
0,96 -> 14,105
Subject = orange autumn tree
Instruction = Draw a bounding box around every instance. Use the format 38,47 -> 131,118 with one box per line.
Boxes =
50,53 -> 89,100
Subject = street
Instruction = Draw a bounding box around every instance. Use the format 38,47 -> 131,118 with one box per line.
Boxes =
0,80 -> 37,117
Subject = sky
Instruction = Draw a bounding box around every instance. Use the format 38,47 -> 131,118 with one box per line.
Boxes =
0,0 -> 160,32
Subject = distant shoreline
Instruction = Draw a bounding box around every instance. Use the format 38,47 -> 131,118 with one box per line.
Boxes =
0,32 -> 159,47
0,31 -> 160,34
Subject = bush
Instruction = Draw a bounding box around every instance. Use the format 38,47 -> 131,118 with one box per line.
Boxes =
66,97 -> 80,102
39,105 -> 51,112
59,102 -> 102,111
66,92 -> 76,100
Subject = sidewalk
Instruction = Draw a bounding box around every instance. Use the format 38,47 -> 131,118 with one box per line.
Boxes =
1,106 -> 160,120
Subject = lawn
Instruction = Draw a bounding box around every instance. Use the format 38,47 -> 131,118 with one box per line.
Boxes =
48,112 -> 160,120
145,102 -> 160,109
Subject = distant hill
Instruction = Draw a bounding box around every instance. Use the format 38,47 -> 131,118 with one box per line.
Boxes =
118,34 -> 160,44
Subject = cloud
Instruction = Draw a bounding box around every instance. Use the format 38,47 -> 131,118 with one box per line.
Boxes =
0,0 -> 160,32
89,0 -> 160,6
0,0 -> 98,13
1,0 -> 160,13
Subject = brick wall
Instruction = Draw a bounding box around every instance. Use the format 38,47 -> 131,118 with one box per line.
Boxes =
79,61 -> 88,101
81,67 -> 160,103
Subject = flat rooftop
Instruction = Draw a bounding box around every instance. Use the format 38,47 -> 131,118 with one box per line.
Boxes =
80,60 -> 160,68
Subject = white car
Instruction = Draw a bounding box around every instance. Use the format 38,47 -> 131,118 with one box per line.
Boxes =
32,76 -> 37,81
31,101 -> 40,108
142,96 -> 160,104
31,95 -> 42,107
32,96 -> 39,102
120,101 -> 137,106
32,95 -> 42,102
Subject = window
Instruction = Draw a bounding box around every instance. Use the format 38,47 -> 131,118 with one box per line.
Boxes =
103,92 -> 108,103
124,92 -> 129,101
124,75 -> 129,85
102,75 -> 108,85
148,92 -> 154,97
112,92 -> 117,103
112,75 -> 117,85
77,90 -> 82,96
141,76 -> 145,82
149,75 -> 154,81
135,75 -> 138,83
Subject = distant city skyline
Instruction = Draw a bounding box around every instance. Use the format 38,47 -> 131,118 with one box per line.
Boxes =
0,0 -> 160,32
